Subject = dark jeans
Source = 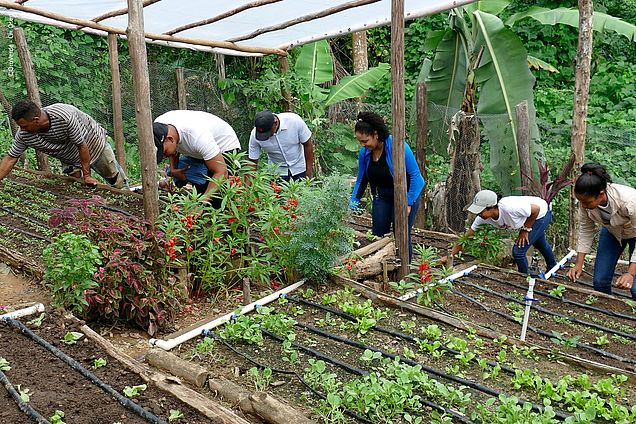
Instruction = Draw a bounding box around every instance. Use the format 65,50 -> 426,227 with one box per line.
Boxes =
593,227 -> 636,299
371,194 -> 420,261
511,210 -> 557,274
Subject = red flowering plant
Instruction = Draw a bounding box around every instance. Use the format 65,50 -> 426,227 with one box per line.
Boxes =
48,196 -> 182,335
456,225 -> 504,265
158,153 -> 303,296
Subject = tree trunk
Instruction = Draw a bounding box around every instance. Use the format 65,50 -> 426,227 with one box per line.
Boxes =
391,0 -> 409,279
445,112 -> 480,233
278,56 -> 293,112
12,27 -> 50,172
569,0 -> 594,248
175,67 -> 187,110
414,81 -> 428,229
516,101 -> 533,195
127,0 -> 160,224
108,33 -> 127,174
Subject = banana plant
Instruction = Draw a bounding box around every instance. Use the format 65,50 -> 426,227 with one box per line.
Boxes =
422,1 -> 636,194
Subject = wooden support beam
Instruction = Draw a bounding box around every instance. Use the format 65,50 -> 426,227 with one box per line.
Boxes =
0,0 -> 287,56
414,81 -> 427,229
166,0 -> 282,35
175,67 -> 187,110
278,56 -> 293,112
391,0 -> 409,279
127,0 -> 159,224
227,0 -> 380,42
516,100 -> 532,195
92,0 -> 160,23
108,34 -> 127,174
12,27 -> 50,173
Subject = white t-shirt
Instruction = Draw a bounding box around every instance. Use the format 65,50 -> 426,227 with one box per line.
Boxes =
155,110 -> 241,160
471,196 -> 549,231
248,112 -> 312,176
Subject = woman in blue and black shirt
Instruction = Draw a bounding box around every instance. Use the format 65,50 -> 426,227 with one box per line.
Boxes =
349,111 -> 425,259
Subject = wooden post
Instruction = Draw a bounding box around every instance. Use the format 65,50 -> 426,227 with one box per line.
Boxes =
175,67 -> 187,110
352,31 -> 368,75
569,0 -> 594,248
126,0 -> 159,224
278,56 -> 293,112
414,81 -> 428,229
242,277 -> 252,306
391,0 -> 408,279
516,100 -> 532,195
108,33 -> 127,174
12,27 -> 50,173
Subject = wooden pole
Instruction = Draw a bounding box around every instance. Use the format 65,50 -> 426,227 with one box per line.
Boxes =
391,0 -> 409,279
278,56 -> 293,112
516,100 -> 532,195
12,27 -> 50,173
175,67 -> 187,110
569,0 -> 594,248
108,33 -> 127,174
127,0 -> 159,224
414,81 -> 427,229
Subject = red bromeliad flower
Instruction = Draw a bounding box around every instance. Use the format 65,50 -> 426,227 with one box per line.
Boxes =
270,181 -> 282,193
420,273 -> 433,283
273,226 -> 281,235
418,262 -> 430,272
230,248 -> 237,257
228,216 -> 237,224
248,206 -> 256,213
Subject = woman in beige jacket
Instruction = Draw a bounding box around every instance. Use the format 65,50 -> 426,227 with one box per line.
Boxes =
567,163 -> 636,299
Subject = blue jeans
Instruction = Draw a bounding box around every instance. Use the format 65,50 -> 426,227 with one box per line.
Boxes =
371,194 -> 420,261
593,227 -> 636,299
511,211 -> 557,274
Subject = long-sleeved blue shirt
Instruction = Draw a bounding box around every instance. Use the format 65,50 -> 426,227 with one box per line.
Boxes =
349,135 -> 425,208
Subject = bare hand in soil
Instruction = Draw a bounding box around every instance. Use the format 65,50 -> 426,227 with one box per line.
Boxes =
171,166 -> 190,181
83,175 -> 99,186
567,265 -> 582,282
615,273 -> 634,290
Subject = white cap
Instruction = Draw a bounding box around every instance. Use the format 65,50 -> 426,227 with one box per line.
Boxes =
466,190 -> 498,214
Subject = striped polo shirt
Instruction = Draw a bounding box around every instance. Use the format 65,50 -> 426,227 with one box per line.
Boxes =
9,103 -> 106,165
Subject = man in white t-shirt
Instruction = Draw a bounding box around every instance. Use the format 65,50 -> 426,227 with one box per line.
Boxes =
153,110 -> 241,201
248,110 -> 313,181
444,189 -> 557,275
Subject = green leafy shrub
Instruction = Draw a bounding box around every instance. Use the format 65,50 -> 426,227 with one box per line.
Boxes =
43,232 -> 101,315
286,175 -> 355,282
457,226 -> 505,264
48,196 -> 181,335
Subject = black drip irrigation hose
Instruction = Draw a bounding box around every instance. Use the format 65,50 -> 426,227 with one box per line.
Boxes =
577,270 -> 633,299
450,288 -> 636,365
459,278 -> 636,342
0,222 -> 52,242
0,206 -> 50,229
292,320 -> 564,422
260,328 -> 368,376
285,295 -> 517,376
203,330 -> 375,424
2,318 -> 167,424
552,272 -> 634,301
0,370 -> 51,424
472,272 -> 636,323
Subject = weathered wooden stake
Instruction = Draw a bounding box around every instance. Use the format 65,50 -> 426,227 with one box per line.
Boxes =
126,0 -> 159,224
12,27 -> 49,172
108,33 -> 127,173
278,56 -> 293,112
516,100 -> 532,195
175,67 -> 187,110
569,0 -> 594,248
414,81 -> 428,229
391,0 -> 409,279
243,277 -> 252,306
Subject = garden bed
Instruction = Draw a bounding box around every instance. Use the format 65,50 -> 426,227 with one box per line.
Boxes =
0,309 -> 244,424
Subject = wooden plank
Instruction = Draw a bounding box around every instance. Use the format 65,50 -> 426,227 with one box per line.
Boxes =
127,0 -> 160,224
175,67 -> 187,110
108,33 -> 127,174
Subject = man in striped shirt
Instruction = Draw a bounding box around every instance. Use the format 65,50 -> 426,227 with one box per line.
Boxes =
0,100 -> 127,188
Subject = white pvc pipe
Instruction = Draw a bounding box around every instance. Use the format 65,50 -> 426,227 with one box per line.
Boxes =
149,280 -> 305,351
399,265 -> 478,301
520,278 -> 536,341
0,303 -> 45,320
544,250 -> 576,280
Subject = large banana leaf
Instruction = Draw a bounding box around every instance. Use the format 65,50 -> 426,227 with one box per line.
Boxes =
473,11 -> 542,194
461,0 -> 510,17
507,7 -> 636,41
423,28 -> 468,154
323,63 -> 389,107
294,40 -> 333,85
